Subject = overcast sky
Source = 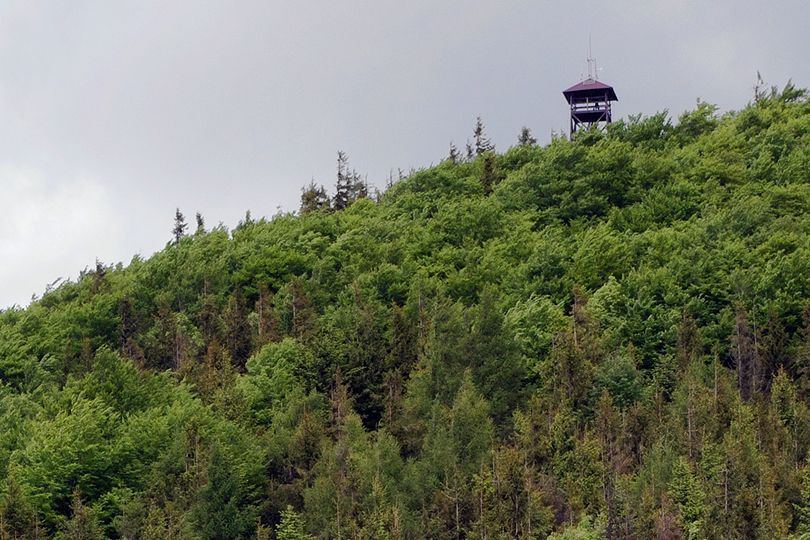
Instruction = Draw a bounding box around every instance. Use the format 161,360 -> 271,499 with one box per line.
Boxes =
0,0 -> 807,308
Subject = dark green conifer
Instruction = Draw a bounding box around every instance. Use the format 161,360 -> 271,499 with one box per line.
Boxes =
473,116 -> 494,155
518,126 -> 537,146
172,208 -> 188,244
299,181 -> 330,214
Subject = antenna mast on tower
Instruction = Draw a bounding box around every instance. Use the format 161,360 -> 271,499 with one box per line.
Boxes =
586,36 -> 600,81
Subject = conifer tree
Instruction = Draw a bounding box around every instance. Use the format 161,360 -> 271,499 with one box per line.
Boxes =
473,116 -> 494,156
595,391 -> 628,540
676,313 -> 702,371
118,295 -> 143,362
518,126 -> 537,146
302,370 -> 365,539
470,445 -> 552,538
57,491 -> 104,540
299,181 -> 331,214
192,448 -> 255,539
732,304 -> 756,402
450,370 -> 494,473
286,277 -> 316,340
225,290 -> 252,369
172,208 -> 188,244
770,368 -> 802,467
0,475 -> 40,539
91,259 -> 106,294
792,306 -> 810,399
721,405 -> 763,538
447,142 -> 460,163
236,209 -> 254,230
350,173 -> 369,203
146,298 -> 179,370
256,521 -> 271,540
668,456 -> 705,535
330,368 -> 352,441
333,151 -> 352,211
255,283 -> 279,346
759,307 -> 787,394
331,152 -> 368,208
480,154 -> 497,194
276,506 -> 314,540
797,461 -> 810,536
195,212 -> 205,234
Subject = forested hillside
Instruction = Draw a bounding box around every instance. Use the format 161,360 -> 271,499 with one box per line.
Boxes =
2,85 -> 810,539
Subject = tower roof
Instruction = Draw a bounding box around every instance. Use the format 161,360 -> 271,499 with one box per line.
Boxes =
563,78 -> 618,103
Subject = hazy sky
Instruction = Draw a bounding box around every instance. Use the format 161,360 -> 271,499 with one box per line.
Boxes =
0,0 -> 807,307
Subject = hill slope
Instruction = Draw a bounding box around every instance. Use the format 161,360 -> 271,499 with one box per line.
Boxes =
2,85 -> 810,538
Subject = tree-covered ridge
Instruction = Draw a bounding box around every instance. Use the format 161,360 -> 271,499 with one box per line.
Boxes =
1,84 -> 810,539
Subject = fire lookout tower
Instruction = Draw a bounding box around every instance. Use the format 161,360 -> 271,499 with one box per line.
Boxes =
563,53 -> 618,137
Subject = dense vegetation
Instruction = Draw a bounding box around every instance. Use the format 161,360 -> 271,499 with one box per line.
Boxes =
2,85 -> 810,539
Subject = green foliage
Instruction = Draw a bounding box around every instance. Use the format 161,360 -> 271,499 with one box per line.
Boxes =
191,448 -> 257,539
668,456 -> 705,534
505,293 -> 567,373
239,339 -> 310,423
9,397 -> 120,527
276,505 -> 314,540
593,353 -> 642,408
547,514 -> 606,540
0,474 -> 40,538
0,94 -> 809,537
54,492 -> 104,540
798,460 -> 810,535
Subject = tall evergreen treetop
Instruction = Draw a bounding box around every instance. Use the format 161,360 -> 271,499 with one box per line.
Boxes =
172,208 -> 188,244
518,126 -> 537,146
473,116 -> 494,155
333,151 -> 352,211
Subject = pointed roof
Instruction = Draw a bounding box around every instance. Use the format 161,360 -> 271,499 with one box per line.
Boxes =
563,78 -> 618,103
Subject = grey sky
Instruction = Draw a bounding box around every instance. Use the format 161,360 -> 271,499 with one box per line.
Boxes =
0,0 -> 807,307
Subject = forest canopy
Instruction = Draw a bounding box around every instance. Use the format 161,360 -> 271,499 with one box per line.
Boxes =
2,84 -> 810,539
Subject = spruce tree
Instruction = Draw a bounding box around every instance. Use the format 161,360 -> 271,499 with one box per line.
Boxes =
57,491 -> 104,540
518,126 -> 537,146
238,209 -> 254,229
480,154 -> 497,195
0,476 -> 39,539
798,462 -> 810,535
447,142 -> 460,163
276,506 -> 314,540
792,306 -> 810,399
192,449 -> 254,539
465,140 -> 475,160
255,283 -> 279,346
172,208 -> 188,244
759,307 -> 787,394
299,181 -> 331,214
225,290 -> 252,369
732,304 -> 756,402
668,456 -> 705,535
676,313 -> 702,371
333,151 -> 352,211
473,116 -> 494,156
349,172 -> 368,202
91,259 -> 106,294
